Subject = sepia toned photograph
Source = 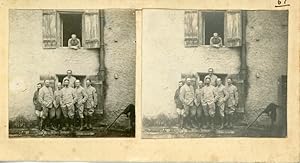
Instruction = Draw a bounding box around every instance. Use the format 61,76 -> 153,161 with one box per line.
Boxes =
142,9 -> 288,138
8,9 -> 136,138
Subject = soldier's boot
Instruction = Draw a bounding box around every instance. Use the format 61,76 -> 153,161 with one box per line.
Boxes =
37,117 -> 41,130
219,117 -> 224,130
228,115 -> 233,129
88,116 -> 93,130
210,117 -> 215,130
224,115 -> 228,128
39,118 -> 43,131
56,119 -> 61,131
69,118 -> 74,132
83,117 -> 88,129
79,118 -> 84,131
64,118 -> 70,131
179,116 -> 184,129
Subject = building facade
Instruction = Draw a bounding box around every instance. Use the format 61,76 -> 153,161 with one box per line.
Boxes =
9,9 -> 136,127
142,10 -> 288,130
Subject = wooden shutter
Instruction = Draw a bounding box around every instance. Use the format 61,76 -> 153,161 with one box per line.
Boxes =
42,10 -> 57,49
198,11 -> 203,45
184,10 -> 199,47
83,10 -> 100,49
224,10 -> 242,47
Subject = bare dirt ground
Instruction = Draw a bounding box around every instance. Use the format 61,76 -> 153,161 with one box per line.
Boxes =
9,127 -> 134,138
142,125 -> 283,138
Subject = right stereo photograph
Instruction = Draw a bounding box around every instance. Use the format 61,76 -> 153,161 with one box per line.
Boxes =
141,9 -> 288,138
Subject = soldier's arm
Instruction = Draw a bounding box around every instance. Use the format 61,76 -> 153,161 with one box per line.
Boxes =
209,37 -> 214,45
179,87 -> 186,104
223,88 -> 229,101
68,39 -> 72,48
82,89 -> 88,103
33,92 -> 38,105
77,39 -> 81,48
219,37 -> 223,46
38,89 -> 45,106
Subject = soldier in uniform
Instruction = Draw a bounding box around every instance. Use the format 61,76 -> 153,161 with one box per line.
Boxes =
84,79 -> 97,130
68,34 -> 81,50
201,77 -> 217,129
38,80 -> 54,131
225,78 -> 239,129
194,80 -> 204,129
61,79 -> 76,131
53,82 -> 63,130
74,80 -> 88,131
33,83 -> 42,130
204,68 -> 218,87
210,32 -> 223,48
179,78 -> 195,129
215,78 -> 229,129
174,81 -> 184,128
63,70 -> 76,88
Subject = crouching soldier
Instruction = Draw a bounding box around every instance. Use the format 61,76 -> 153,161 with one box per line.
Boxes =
201,77 -> 217,129
61,79 -> 76,131
225,78 -> 238,129
39,80 -> 54,131
84,79 -> 97,130
53,82 -> 63,130
33,83 -> 42,130
74,80 -> 87,131
215,78 -> 228,129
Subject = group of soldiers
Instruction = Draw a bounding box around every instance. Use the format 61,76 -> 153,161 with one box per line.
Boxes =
174,68 -> 239,130
33,70 -> 98,131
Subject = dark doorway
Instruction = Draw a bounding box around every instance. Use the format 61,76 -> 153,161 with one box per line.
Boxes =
203,12 -> 225,45
61,13 -> 82,47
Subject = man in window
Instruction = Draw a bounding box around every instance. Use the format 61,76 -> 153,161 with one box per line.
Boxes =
33,82 -> 43,130
205,68 -> 218,87
225,78 -> 238,129
201,77 -> 217,129
74,80 -> 87,131
63,70 -> 76,88
84,79 -> 97,130
68,34 -> 81,50
61,79 -> 76,131
179,78 -> 195,130
210,32 -> 223,48
174,80 -> 184,129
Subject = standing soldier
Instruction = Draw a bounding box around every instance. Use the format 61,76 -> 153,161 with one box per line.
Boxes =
179,78 -> 195,129
174,81 -> 184,128
194,80 -> 204,129
201,77 -> 217,129
39,80 -> 54,131
61,79 -> 76,131
63,70 -> 76,88
215,78 -> 229,129
205,68 -> 218,87
33,83 -> 42,130
53,82 -> 63,130
74,80 -> 88,131
225,78 -> 239,129
84,79 -> 97,130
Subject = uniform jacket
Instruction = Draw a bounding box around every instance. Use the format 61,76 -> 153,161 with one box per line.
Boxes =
39,86 -> 54,108
204,74 -> 218,86
200,85 -> 217,105
63,76 -> 76,88
226,84 -> 239,107
215,84 -> 229,106
85,85 -> 97,108
53,89 -> 62,108
174,87 -> 183,109
74,86 -> 87,107
61,87 -> 76,107
179,84 -> 195,106
194,87 -> 203,107
33,89 -> 42,111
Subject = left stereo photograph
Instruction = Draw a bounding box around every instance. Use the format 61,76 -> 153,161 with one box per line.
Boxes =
8,9 -> 136,138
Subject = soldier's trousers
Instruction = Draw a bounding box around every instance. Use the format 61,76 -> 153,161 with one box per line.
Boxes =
84,107 -> 95,117
202,102 -> 216,117
61,104 -> 75,119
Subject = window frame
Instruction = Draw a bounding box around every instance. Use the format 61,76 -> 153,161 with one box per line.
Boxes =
56,10 -> 85,48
